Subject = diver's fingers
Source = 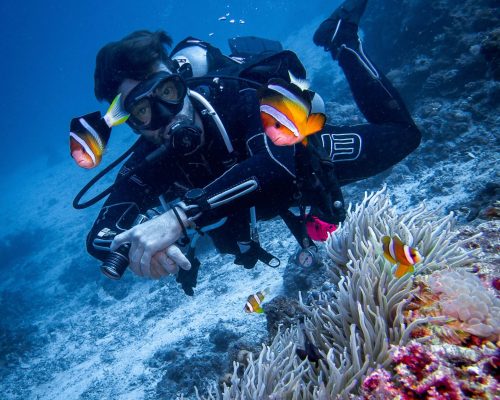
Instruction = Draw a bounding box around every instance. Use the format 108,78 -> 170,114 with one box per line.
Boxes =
157,251 -> 177,274
140,248 -> 154,278
166,246 -> 191,271
152,252 -> 172,276
150,257 -> 164,279
128,243 -> 145,277
110,230 -> 131,251
166,258 -> 179,275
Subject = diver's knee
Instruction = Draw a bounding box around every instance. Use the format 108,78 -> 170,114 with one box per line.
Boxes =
401,123 -> 422,155
408,123 -> 422,151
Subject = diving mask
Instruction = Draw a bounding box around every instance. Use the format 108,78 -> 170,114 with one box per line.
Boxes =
123,72 -> 188,131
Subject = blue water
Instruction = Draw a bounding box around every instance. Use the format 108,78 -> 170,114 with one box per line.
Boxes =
0,0 -> 333,171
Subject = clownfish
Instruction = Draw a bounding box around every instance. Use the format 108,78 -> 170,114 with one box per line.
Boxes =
259,71 -> 326,146
244,288 -> 269,314
381,236 -> 422,278
69,94 -> 129,169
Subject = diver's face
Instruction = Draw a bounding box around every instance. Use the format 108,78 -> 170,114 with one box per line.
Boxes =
119,64 -> 190,144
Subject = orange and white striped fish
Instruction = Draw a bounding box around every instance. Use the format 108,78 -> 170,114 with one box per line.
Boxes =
69,94 -> 129,169
259,72 -> 326,147
244,289 -> 269,314
381,236 -> 422,278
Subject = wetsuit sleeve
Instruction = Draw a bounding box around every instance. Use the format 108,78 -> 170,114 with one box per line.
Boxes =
194,132 -> 297,227
320,38 -> 421,184
85,152 -> 173,262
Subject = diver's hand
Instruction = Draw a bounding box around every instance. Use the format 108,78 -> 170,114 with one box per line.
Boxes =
149,246 -> 191,279
111,209 -> 190,276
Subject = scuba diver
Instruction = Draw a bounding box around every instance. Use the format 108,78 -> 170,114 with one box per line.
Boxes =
81,0 -> 421,285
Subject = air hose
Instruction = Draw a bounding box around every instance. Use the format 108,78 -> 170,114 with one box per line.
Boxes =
72,137 -> 168,209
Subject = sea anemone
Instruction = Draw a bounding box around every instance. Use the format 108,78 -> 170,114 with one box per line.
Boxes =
325,186 -> 480,272
197,188 -> 484,399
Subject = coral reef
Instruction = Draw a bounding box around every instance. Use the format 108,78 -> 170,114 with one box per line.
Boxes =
361,341 -> 499,399
282,250 -> 330,298
364,0 -> 499,102
197,188 -> 484,399
458,182 -> 500,222
263,295 -> 305,339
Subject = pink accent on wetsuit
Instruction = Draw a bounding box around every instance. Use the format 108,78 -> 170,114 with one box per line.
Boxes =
306,215 -> 337,241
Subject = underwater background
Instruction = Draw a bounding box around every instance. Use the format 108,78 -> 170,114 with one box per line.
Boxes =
0,0 -> 498,399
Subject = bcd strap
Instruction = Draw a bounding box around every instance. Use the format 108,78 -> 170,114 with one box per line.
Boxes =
234,240 -> 280,269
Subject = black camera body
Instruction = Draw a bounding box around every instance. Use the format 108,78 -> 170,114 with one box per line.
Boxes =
99,208 -> 201,296
100,213 -> 150,280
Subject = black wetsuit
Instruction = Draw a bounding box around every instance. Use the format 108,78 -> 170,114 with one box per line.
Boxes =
87,45 -> 421,261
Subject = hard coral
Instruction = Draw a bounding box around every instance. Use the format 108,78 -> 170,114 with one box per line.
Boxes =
360,369 -> 399,399
393,343 -> 462,399
361,341 -> 499,400
392,341 -> 439,381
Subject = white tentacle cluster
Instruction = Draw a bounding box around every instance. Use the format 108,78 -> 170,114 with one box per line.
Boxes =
197,187 -> 479,399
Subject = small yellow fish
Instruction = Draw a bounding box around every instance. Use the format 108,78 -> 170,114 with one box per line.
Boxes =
381,235 -> 422,278
259,72 -> 326,147
244,289 -> 269,313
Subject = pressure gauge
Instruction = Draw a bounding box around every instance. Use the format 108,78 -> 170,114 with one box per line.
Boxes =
294,246 -> 320,268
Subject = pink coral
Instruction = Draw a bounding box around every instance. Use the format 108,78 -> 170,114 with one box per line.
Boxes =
414,371 -> 462,399
360,369 -> 399,399
392,341 -> 439,382
361,342 -> 499,400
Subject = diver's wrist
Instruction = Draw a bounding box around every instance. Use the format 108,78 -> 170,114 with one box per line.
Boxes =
179,188 -> 210,220
171,203 -> 195,228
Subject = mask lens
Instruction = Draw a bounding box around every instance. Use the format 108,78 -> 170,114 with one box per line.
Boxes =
155,76 -> 186,103
124,73 -> 187,130
129,98 -> 152,126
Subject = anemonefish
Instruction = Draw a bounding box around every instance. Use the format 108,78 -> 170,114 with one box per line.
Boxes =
259,72 -> 326,146
381,235 -> 422,278
244,289 -> 269,314
69,93 -> 129,169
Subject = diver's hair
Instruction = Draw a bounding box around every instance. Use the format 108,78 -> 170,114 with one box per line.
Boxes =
94,30 -> 177,103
